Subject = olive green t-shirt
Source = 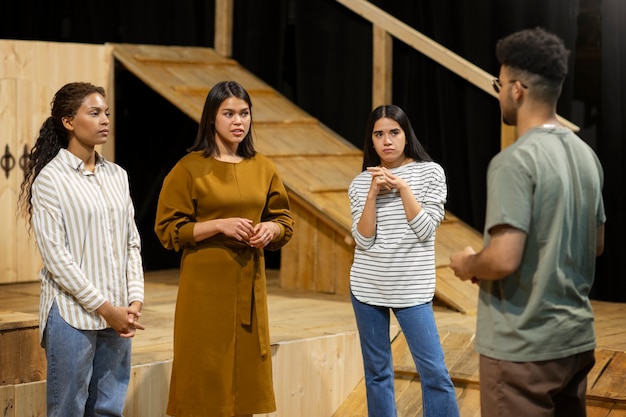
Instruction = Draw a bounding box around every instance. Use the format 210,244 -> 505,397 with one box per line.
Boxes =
476,126 -> 606,362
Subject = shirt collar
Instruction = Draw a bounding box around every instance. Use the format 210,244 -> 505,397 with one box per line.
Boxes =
58,148 -> 106,171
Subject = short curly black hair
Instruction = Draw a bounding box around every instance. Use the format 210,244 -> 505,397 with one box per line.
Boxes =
496,27 -> 570,83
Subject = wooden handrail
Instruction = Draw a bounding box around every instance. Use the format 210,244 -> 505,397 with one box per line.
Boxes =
337,0 -> 497,100
335,0 -> 579,147
212,0 -> 579,148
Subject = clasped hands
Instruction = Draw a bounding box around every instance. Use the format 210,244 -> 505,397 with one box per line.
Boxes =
98,300 -> 144,338
222,218 -> 280,248
367,167 -> 408,192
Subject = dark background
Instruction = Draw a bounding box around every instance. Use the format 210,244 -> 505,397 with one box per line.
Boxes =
2,0 -> 624,301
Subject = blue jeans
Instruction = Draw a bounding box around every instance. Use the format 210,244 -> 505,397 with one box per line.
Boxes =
44,302 -> 132,417
351,293 -> 460,417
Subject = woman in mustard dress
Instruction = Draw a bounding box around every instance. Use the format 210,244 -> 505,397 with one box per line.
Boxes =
154,81 -> 294,417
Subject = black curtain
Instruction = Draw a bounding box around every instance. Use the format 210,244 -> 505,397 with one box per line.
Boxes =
1,0 -> 623,300
369,0 -> 501,229
593,0 -> 626,299
290,1 -> 373,144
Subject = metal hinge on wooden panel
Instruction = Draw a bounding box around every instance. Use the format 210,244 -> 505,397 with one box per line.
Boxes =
1,144 -> 15,178
1,144 -> 29,178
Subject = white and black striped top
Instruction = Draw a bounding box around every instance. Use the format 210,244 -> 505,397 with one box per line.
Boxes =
31,149 -> 144,342
348,161 -> 446,308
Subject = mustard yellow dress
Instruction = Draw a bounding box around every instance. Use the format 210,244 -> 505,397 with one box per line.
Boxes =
154,151 -> 294,417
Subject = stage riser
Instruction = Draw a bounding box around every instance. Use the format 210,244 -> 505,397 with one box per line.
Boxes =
0,312 -> 45,386
0,332 -> 363,417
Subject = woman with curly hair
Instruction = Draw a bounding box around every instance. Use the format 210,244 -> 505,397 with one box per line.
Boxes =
19,82 -> 145,417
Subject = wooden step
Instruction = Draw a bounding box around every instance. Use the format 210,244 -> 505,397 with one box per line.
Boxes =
333,330 -> 626,416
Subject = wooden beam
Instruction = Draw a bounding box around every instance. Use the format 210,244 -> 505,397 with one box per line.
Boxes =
337,0 -> 495,95
335,0 -> 579,133
214,0 -> 234,57
372,25 -> 392,108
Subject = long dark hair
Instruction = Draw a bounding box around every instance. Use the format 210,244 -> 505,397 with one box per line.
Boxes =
187,80 -> 256,158
18,82 -> 106,224
361,104 -> 432,171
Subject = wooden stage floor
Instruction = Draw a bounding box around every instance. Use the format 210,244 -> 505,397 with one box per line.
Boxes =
3,269 -> 626,417
0,268 -> 392,367
0,269 -> 626,365
2,268 -> 625,365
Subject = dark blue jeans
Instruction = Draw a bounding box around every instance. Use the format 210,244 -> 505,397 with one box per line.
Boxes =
351,293 -> 460,417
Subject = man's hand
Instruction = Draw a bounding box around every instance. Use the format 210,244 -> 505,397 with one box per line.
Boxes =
450,246 -> 478,283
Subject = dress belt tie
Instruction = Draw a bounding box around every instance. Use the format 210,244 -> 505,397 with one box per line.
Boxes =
236,248 -> 270,357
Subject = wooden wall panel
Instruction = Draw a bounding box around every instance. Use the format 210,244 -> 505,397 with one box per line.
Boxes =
315,219 -> 353,294
14,381 -> 45,417
0,384 -> 15,417
124,361 -> 172,417
280,195 -> 354,295
259,332 -> 363,417
0,328 -> 45,384
0,40 -> 113,284
0,79 -> 20,283
280,198 -> 318,292
0,40 -> 114,159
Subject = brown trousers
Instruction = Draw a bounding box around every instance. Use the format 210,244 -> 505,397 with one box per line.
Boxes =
479,350 -> 595,417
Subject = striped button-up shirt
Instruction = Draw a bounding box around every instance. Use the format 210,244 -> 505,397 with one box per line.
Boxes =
31,148 -> 144,341
348,161 -> 447,308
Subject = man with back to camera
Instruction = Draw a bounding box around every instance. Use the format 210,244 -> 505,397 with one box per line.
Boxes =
449,27 -> 606,417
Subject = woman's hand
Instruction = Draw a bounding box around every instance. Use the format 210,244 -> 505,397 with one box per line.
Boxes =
216,218 -> 255,242
249,221 -> 280,248
97,301 -> 145,338
367,167 -> 409,193
366,166 -> 419,222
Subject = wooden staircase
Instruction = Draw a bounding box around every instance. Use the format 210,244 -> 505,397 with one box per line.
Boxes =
111,42 -> 482,315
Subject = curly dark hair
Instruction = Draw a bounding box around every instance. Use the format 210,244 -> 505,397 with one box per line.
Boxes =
361,105 -> 432,171
496,27 -> 570,81
18,82 -> 106,225
187,80 -> 256,158
496,27 -> 570,100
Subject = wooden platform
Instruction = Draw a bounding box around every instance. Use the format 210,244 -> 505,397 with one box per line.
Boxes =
1,269 -> 387,367
2,269 -> 626,416
334,302 -> 626,417
0,269 -> 391,416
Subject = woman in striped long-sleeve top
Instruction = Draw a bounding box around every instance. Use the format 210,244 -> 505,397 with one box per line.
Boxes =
348,104 -> 459,417
19,82 -> 144,417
